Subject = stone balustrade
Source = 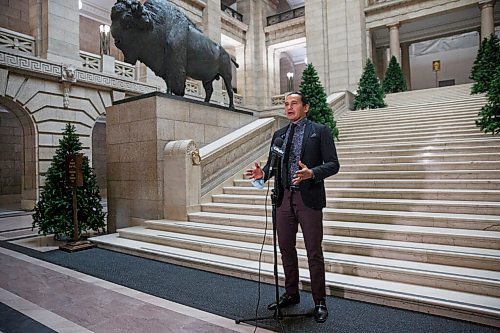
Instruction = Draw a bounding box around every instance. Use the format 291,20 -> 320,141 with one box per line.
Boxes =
266,6 -> 305,26
0,28 -> 35,55
199,118 -> 275,196
80,51 -> 100,71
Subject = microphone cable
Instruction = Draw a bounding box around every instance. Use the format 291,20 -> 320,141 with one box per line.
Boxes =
253,178 -> 272,333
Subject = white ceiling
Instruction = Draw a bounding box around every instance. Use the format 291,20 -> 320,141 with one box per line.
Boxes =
286,0 -> 304,9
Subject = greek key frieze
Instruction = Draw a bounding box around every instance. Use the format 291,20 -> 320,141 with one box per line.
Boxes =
0,51 -> 62,76
0,50 -> 155,94
75,70 -> 155,94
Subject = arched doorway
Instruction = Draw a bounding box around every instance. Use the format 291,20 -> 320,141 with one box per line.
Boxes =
0,97 -> 37,211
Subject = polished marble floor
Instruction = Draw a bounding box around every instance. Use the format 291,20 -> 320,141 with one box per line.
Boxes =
0,211 -> 270,333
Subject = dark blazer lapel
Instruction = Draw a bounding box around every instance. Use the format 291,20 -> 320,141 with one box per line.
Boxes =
301,119 -> 313,158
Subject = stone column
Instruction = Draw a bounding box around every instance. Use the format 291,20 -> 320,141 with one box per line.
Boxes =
401,42 -> 411,90
237,0 -> 268,109
375,47 -> 387,80
267,47 -> 281,96
367,29 -> 375,61
388,23 -> 401,65
235,44 -> 245,96
305,0 -> 330,92
203,0 -> 223,104
305,0 -> 367,93
34,0 -> 81,66
479,0 -> 496,40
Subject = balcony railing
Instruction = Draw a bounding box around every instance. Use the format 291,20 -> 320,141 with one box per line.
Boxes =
0,28 -> 244,106
115,60 -> 135,79
266,6 -> 305,26
80,51 -> 100,71
221,4 -> 243,22
0,28 -> 35,55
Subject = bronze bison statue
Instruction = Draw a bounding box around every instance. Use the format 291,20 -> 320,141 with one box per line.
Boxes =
111,0 -> 239,109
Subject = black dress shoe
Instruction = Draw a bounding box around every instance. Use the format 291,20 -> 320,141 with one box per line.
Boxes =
314,300 -> 328,323
267,293 -> 300,311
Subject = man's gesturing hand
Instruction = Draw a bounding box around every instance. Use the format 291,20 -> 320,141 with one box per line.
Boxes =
244,162 -> 264,180
292,161 -> 313,185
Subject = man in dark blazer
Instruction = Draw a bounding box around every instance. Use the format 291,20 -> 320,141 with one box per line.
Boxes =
245,91 -> 340,323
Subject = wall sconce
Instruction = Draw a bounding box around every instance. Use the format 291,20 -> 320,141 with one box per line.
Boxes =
286,72 -> 294,92
99,24 -> 111,55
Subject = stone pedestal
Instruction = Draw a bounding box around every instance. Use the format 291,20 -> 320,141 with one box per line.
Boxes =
105,93 -> 255,232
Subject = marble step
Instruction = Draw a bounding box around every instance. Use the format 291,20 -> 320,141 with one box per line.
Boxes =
200,203 -> 500,231
223,186 -> 500,201
333,169 -> 500,180
117,225 -> 500,298
345,99 -> 485,117
337,122 -> 479,137
211,194 -> 500,215
340,132 -> 490,145
340,127 -> 483,142
337,115 -> 480,132
187,212 -> 500,249
336,145 -> 500,157
339,111 -> 480,127
339,103 -> 479,117
340,161 -> 500,172
337,150 -> 500,160
89,234 -> 500,327
147,221 -> 500,271
233,179 -> 500,190
338,107 -> 481,128
384,96 -> 482,107
335,137 -> 500,152
338,152 -> 500,163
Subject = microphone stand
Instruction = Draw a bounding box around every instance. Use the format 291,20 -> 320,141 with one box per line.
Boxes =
235,154 -> 311,332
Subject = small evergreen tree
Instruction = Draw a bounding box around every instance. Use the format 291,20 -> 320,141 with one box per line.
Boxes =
33,124 -> 106,240
299,63 -> 339,140
470,34 -> 500,95
476,66 -> 500,134
383,56 -> 407,93
353,59 -> 386,110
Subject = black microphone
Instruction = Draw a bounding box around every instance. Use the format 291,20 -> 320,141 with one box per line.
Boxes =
270,137 -> 284,169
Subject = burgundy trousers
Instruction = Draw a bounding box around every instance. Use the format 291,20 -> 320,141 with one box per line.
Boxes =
276,189 -> 326,303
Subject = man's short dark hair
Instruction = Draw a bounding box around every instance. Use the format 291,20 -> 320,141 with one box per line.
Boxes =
286,91 -> 309,106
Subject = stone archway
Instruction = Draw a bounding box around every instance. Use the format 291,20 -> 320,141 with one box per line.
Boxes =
0,97 -> 37,210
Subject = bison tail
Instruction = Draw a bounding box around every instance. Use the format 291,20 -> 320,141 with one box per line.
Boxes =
231,57 -> 240,68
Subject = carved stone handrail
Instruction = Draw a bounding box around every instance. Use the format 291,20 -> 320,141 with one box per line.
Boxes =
266,6 -> 305,26
328,91 -> 354,120
221,91 -> 243,106
221,4 -> 243,22
271,94 -> 285,106
80,50 -> 100,71
115,60 -> 135,79
199,118 -> 275,196
0,28 -> 35,55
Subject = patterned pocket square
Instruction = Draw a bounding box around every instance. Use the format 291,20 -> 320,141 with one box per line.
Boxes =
310,133 -> 318,138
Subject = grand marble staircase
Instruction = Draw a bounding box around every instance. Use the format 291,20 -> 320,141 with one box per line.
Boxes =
92,84 -> 500,326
